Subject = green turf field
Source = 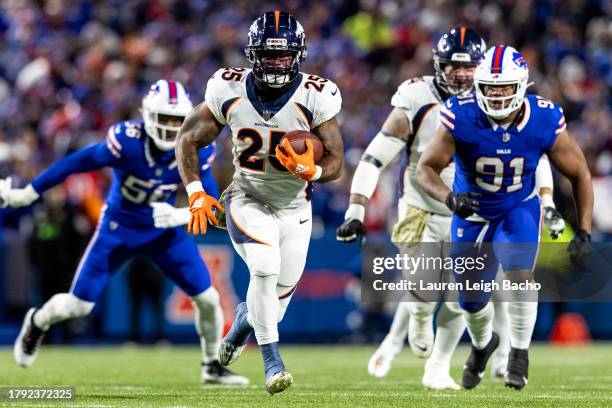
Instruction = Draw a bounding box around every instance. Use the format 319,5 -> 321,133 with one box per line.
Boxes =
1,344 -> 611,407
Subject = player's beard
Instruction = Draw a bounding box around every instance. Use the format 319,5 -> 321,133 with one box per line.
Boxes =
447,75 -> 473,95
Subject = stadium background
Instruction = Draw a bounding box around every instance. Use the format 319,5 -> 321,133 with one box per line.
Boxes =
0,0 -> 609,346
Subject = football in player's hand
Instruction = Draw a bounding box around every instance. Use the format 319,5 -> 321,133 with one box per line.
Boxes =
281,130 -> 324,163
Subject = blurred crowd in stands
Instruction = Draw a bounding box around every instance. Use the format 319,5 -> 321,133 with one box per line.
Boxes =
0,0 -> 609,315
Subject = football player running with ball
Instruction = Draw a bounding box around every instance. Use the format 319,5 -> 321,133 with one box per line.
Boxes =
3,80 -> 248,386
176,11 -> 343,394
416,45 -> 592,390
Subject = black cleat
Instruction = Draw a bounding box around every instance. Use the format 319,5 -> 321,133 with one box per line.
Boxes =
504,348 -> 529,390
462,332 -> 499,389
14,308 -> 47,367
201,360 -> 249,385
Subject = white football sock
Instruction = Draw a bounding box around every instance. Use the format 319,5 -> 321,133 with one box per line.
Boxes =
380,302 -> 411,351
430,302 -> 465,366
410,301 -> 436,327
492,301 -> 510,362
33,293 -> 94,330
247,274 -> 280,345
507,301 -> 538,350
463,302 -> 494,350
191,287 -> 223,364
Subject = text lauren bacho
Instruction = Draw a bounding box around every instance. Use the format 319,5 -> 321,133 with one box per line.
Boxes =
372,279 -> 541,292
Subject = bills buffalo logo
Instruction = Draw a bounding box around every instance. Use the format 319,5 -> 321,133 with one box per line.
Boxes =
148,83 -> 160,96
512,52 -> 527,69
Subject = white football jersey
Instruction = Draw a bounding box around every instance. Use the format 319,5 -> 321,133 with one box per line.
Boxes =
391,76 -> 454,216
205,67 -> 342,210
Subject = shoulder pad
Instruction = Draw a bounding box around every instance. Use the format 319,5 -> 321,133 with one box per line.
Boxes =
105,120 -> 144,159
301,74 -> 342,128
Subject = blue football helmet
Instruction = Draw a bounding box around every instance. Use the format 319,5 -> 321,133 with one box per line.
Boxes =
245,11 -> 307,88
433,27 -> 487,95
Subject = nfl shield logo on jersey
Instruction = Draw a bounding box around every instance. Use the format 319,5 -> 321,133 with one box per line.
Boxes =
502,133 -> 511,142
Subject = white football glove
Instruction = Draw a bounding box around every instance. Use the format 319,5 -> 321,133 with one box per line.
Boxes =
151,202 -> 190,229
0,177 -> 39,208
543,206 -> 566,239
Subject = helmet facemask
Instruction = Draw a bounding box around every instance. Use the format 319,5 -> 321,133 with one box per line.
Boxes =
475,78 -> 528,120
247,48 -> 304,88
434,58 -> 477,96
143,110 -> 186,151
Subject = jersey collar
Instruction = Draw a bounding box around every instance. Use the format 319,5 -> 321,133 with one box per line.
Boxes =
246,72 -> 303,121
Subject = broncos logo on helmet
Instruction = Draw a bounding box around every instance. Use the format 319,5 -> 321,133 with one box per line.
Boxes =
244,11 -> 307,88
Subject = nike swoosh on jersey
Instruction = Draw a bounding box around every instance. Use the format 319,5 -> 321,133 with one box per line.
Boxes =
299,218 -> 309,224
331,88 -> 338,96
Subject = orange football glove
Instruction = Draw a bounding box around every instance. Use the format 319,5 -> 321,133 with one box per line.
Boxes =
275,139 -> 319,181
187,191 -> 223,235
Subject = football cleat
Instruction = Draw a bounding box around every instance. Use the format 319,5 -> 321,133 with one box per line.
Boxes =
201,360 -> 250,386
218,302 -> 252,366
462,332 -> 499,389
262,342 -> 292,394
367,342 -> 402,378
408,315 -> 434,358
504,347 -> 529,390
266,371 -> 293,395
14,308 -> 46,368
422,359 -> 460,390
491,362 -> 506,379
491,354 -> 508,379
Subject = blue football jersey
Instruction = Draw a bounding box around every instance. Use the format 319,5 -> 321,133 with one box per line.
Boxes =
439,93 -> 566,219
32,120 -> 218,229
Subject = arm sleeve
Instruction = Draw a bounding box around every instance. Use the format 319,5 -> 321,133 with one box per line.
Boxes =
350,132 -> 405,199
31,142 -> 118,194
535,154 -> 554,192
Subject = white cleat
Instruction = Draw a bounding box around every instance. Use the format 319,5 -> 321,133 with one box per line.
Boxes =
422,359 -> 460,390
201,361 -> 250,385
14,308 -> 46,368
408,317 -> 434,358
367,342 -> 401,378
491,358 -> 507,379
266,371 -> 293,394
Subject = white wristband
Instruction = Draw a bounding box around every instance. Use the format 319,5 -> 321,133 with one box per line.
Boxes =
541,193 -> 555,208
186,181 -> 204,196
345,203 -> 366,222
310,165 -> 323,181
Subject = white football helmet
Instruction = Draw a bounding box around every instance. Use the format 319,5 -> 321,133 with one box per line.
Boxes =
142,79 -> 193,151
474,45 -> 530,120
